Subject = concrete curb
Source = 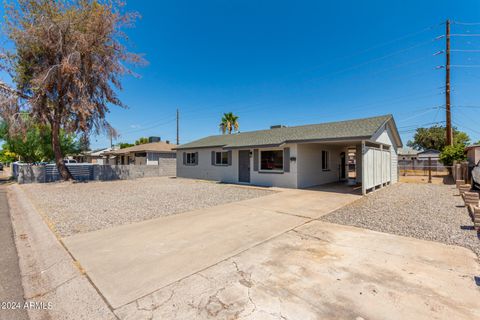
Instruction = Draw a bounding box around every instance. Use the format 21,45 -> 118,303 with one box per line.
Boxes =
8,184 -> 117,320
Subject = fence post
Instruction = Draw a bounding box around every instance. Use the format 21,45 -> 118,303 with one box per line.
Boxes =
428,157 -> 432,183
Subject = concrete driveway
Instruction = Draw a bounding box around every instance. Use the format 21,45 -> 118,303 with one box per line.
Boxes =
116,222 -> 480,320
62,184 -> 360,308
61,184 -> 480,319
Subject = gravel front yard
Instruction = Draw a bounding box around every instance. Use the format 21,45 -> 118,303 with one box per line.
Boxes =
322,183 -> 480,257
22,177 -> 274,237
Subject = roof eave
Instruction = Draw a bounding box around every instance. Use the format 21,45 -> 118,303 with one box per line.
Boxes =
174,144 -> 227,151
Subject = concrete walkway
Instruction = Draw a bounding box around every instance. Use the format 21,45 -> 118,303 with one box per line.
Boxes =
0,183 -> 28,320
63,185 -> 361,308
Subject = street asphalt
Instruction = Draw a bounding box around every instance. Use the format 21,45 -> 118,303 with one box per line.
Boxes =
0,177 -> 28,320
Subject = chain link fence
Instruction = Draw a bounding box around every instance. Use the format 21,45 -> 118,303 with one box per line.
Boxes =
399,159 -> 450,177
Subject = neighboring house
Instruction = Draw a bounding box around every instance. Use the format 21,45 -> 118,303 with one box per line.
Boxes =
398,147 -> 419,161
417,149 -> 441,161
104,141 -> 176,165
398,148 -> 443,172
76,147 -> 116,164
466,144 -> 480,165
176,114 -> 402,194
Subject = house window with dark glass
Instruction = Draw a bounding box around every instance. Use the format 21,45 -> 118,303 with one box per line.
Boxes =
322,150 -> 330,171
186,152 -> 196,165
260,150 -> 283,171
215,151 -> 229,165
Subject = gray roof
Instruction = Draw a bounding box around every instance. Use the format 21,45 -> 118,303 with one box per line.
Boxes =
398,147 -> 420,156
177,114 -> 397,150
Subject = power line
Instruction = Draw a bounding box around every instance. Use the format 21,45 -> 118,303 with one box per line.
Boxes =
453,21 -> 480,26
451,49 -> 480,52
450,34 -> 480,37
303,39 -> 437,84
118,117 -> 176,136
396,107 -> 442,123
179,24 -> 443,117
453,105 -> 480,109
286,24 -> 442,79
452,120 -> 480,135
450,64 -> 480,67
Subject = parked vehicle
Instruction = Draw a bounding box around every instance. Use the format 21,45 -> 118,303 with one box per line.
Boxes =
63,159 -> 78,164
473,161 -> 480,189
0,162 -> 3,171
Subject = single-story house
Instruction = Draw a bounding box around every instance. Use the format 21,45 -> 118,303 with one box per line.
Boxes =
76,147 -> 117,164
398,147 -> 419,161
466,144 -> 480,166
104,141 -> 176,165
417,149 -> 441,161
175,114 -> 402,194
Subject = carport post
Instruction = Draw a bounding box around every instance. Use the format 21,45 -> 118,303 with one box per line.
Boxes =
361,140 -> 366,195
380,144 -> 383,188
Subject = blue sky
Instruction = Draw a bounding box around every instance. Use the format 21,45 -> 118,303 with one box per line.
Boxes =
2,0 -> 480,148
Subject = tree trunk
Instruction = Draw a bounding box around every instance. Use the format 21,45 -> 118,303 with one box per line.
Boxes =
51,120 -> 73,181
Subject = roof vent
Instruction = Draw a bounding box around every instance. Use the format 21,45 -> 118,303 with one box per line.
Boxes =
270,125 -> 286,129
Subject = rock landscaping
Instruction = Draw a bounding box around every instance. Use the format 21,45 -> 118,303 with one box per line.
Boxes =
322,183 -> 480,257
21,177 -> 274,237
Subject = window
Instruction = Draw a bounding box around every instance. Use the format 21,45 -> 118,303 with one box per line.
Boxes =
322,150 -> 330,171
215,151 -> 229,165
260,150 -> 283,171
186,152 -> 196,165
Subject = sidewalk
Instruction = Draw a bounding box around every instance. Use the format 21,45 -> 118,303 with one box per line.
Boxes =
0,180 -> 28,320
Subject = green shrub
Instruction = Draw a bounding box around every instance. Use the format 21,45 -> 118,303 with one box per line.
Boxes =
439,144 -> 466,166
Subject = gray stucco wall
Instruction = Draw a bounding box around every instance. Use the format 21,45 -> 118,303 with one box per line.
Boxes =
176,144 -> 298,188
14,159 -> 176,184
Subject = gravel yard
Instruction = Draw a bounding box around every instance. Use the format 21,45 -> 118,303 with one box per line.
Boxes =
22,177 -> 274,237
322,183 -> 480,257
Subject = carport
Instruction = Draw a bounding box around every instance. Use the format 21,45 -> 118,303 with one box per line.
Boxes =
296,138 -> 395,195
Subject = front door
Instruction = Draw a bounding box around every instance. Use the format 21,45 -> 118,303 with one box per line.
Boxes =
340,152 -> 346,180
238,150 -> 251,183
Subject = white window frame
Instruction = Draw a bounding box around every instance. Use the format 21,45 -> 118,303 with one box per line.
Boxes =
322,150 -> 330,171
259,149 -> 284,173
186,152 -> 196,165
215,151 -> 229,166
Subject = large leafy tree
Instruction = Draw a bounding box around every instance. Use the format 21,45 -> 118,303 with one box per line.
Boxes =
0,120 -> 79,163
0,0 -> 144,180
407,125 -> 470,151
135,137 -> 149,145
118,142 -> 134,149
219,112 -> 239,134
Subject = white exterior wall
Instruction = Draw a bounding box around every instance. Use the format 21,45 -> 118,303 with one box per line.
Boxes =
372,124 -> 399,183
176,144 -> 298,188
176,148 -> 238,183
250,144 -> 298,188
296,143 -> 346,188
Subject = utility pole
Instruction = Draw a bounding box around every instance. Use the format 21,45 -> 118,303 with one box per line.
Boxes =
445,19 -> 453,146
176,108 -> 180,145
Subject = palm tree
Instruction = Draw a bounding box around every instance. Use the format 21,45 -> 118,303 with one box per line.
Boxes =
219,112 -> 239,134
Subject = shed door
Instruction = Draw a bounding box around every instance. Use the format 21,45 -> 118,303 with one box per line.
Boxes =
363,146 -> 391,192
238,150 -> 250,183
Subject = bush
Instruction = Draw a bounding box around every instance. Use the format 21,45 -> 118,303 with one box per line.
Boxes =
439,144 -> 466,166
